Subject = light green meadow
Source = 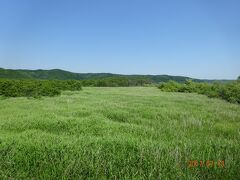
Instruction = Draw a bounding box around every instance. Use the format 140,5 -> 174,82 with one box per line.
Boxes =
0,87 -> 239,179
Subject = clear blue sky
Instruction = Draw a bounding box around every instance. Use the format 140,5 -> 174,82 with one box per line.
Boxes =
0,0 -> 239,79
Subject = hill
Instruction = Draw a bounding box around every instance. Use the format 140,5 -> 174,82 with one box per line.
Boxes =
0,67 -> 231,83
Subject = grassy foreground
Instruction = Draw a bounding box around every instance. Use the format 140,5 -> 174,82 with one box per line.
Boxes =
0,87 -> 239,179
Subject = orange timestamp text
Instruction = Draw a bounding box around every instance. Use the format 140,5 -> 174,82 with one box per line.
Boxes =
188,160 -> 225,168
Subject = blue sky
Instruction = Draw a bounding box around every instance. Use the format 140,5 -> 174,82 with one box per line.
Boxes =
0,0 -> 239,79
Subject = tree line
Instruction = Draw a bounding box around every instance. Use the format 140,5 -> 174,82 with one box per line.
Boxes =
80,77 -> 152,87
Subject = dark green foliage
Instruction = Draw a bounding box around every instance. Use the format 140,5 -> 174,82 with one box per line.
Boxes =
52,80 -> 82,91
81,77 -> 152,87
0,79 -> 82,98
158,80 -> 240,104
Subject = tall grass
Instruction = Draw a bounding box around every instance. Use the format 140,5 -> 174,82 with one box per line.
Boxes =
0,87 -> 239,179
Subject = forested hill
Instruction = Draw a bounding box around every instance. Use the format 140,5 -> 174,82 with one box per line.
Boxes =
0,67 -> 231,83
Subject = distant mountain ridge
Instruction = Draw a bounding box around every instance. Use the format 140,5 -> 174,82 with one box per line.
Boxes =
0,67 -> 232,83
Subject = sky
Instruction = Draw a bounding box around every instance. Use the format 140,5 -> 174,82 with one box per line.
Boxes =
0,0 -> 239,79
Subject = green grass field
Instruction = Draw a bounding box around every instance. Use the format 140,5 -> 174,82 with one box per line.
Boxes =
0,87 -> 239,179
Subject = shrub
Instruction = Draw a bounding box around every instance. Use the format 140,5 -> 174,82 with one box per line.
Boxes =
0,79 -> 82,98
158,81 -> 182,92
220,82 -> 240,103
158,80 -> 240,104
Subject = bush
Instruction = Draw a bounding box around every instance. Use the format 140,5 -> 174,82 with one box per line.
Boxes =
0,79 -> 82,98
158,80 -> 240,104
220,82 -> 240,103
158,81 -> 182,92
